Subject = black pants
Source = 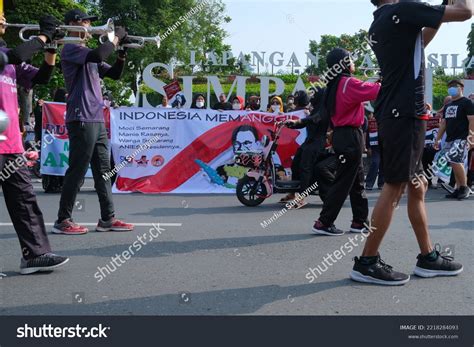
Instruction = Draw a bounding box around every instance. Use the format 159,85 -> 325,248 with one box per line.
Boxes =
291,142 -> 319,192
365,146 -> 384,188
0,154 -> 51,260
291,147 -> 302,182
314,154 -> 338,202
58,122 -> 114,222
319,127 -> 368,226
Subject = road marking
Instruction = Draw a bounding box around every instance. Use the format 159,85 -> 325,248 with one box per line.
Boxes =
0,223 -> 182,227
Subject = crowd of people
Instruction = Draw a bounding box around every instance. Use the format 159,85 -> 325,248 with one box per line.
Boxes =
0,0 -> 472,288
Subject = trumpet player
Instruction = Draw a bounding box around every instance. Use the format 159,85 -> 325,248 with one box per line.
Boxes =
53,9 -> 134,235
0,14 -> 69,274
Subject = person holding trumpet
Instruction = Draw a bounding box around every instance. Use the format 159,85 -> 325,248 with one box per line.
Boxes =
53,9 -> 134,235
0,13 -> 70,274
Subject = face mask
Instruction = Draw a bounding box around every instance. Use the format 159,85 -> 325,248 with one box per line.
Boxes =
232,103 -> 241,110
196,101 -> 205,108
272,105 -> 280,112
448,87 -> 460,97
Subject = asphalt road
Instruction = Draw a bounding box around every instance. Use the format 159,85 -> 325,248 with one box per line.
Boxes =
0,179 -> 473,315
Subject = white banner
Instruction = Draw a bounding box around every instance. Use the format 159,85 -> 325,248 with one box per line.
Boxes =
111,107 -> 306,194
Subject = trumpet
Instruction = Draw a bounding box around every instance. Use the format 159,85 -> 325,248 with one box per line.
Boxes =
121,35 -> 161,49
99,33 -> 161,49
2,18 -> 115,44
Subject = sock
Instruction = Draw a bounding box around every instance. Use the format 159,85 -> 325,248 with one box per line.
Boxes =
424,250 -> 438,261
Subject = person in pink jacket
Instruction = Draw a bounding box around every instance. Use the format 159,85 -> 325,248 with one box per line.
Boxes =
311,48 -> 380,236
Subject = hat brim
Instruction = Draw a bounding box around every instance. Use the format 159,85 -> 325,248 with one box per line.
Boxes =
81,15 -> 98,22
448,80 -> 464,88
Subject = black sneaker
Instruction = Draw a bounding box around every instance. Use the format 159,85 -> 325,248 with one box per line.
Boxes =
414,246 -> 463,278
20,253 -> 70,275
311,220 -> 345,236
456,186 -> 470,200
350,255 -> 410,286
445,189 -> 459,199
349,221 -> 368,234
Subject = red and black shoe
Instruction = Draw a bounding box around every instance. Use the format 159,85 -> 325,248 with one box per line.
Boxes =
96,218 -> 134,232
52,219 -> 89,235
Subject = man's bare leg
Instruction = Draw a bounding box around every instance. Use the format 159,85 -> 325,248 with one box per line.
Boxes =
362,182 -> 405,257
406,177 -> 433,255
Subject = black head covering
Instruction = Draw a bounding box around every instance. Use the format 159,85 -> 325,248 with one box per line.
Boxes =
191,93 -> 206,109
321,47 -> 352,123
309,86 -> 325,112
294,90 -> 310,109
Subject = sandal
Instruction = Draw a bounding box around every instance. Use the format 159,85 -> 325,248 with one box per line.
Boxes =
294,200 -> 308,209
279,194 -> 295,203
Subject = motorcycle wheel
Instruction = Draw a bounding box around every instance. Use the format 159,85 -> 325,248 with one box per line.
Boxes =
236,176 -> 267,207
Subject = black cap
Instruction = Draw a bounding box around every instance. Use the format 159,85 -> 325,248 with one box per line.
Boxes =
64,9 -> 98,24
447,79 -> 464,88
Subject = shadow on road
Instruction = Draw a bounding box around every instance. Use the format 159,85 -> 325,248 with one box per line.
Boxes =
0,279 -> 350,315
59,233 -> 315,258
429,220 -> 473,231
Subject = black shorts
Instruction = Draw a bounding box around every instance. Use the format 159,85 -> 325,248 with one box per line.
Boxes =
378,117 -> 426,184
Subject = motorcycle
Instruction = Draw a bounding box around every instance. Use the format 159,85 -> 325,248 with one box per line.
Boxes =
235,122 -> 335,207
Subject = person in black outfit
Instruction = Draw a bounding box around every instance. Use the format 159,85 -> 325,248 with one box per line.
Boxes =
285,87 -> 337,203
213,93 -> 232,111
434,79 -> 474,200
279,90 -> 313,208
352,0 -> 469,286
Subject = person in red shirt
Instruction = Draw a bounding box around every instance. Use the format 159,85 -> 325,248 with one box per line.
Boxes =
311,48 -> 380,235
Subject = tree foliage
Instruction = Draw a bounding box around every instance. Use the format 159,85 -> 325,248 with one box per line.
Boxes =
466,23 -> 474,75
97,0 -> 232,104
305,30 -> 374,75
